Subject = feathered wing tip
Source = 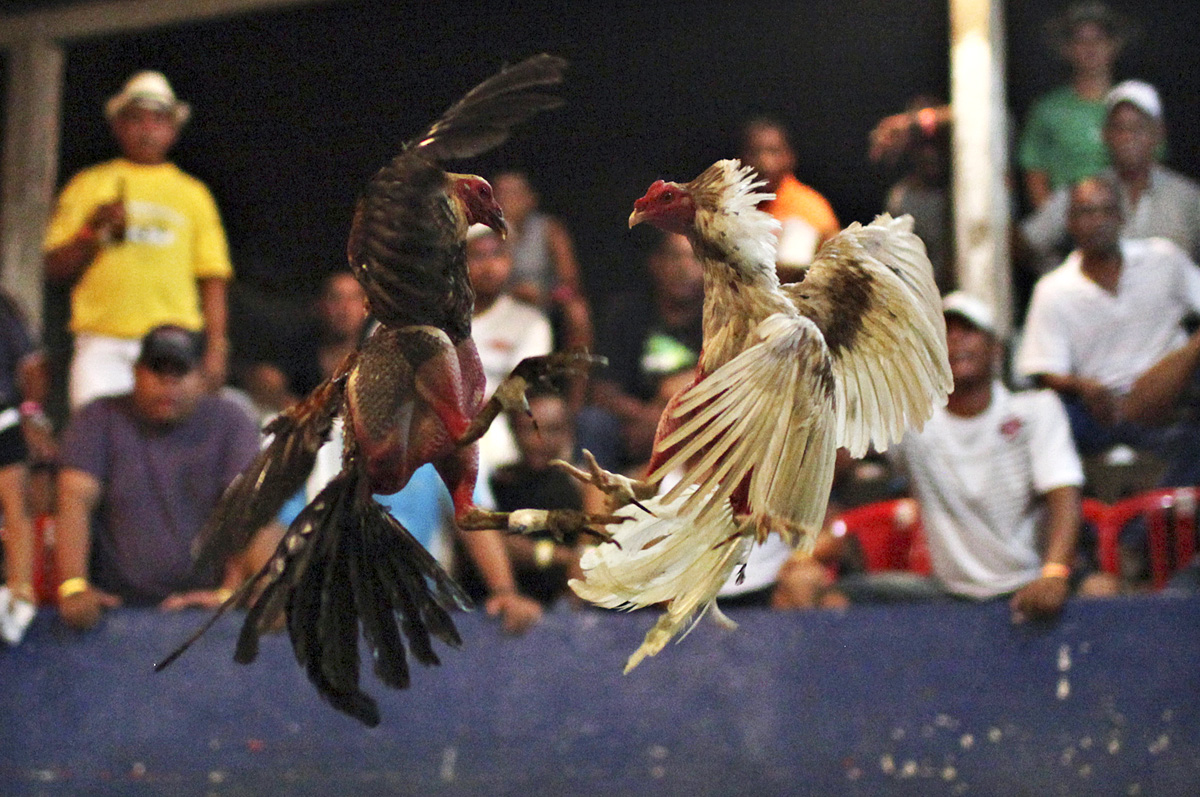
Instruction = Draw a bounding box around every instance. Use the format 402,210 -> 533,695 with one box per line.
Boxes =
192,373 -> 345,571
414,53 -> 568,162
787,212 -> 952,459
569,490 -> 751,673
233,470 -> 470,727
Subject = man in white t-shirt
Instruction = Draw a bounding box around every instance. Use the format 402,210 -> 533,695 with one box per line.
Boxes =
466,225 -> 554,472
1016,176 -> 1200,484
839,293 -> 1119,617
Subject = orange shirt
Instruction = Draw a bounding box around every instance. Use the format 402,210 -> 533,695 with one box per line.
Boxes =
762,174 -> 840,266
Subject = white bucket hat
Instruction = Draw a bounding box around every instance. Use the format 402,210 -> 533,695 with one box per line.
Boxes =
104,70 -> 191,125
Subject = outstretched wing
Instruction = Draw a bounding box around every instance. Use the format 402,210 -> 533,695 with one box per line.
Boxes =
646,313 -> 839,538
346,54 -> 567,338
412,53 -> 567,162
784,213 -> 951,458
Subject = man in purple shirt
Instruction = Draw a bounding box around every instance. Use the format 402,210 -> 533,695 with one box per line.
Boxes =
55,325 -> 261,629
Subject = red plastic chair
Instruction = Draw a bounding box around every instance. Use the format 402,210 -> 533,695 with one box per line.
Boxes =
1094,488 -> 1199,590
832,498 -> 932,575
1081,498 -> 1116,575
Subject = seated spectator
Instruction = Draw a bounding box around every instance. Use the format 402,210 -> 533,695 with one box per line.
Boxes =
467,224 -> 554,472
480,391 -> 587,607
836,293 -> 1120,617
739,116 -> 841,278
491,170 -> 593,354
0,292 -> 54,644
242,269 -> 368,416
54,325 -> 265,630
1016,176 -> 1200,485
1017,2 -> 1134,210
1022,81 -> 1200,272
580,230 -> 703,473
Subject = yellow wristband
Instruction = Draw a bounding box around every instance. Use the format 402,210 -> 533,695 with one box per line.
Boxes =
58,577 -> 90,600
213,587 -> 234,603
533,539 -> 556,569
1041,563 -> 1071,580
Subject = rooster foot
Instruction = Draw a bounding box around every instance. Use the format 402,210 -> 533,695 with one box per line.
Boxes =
457,506 -> 627,547
735,512 -> 810,546
552,449 -> 656,514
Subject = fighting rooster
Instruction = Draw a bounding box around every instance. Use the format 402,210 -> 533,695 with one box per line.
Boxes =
158,54 -> 608,726
565,160 -> 952,671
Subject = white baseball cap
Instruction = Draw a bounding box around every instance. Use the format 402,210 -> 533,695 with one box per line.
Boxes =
942,291 -> 996,335
1105,80 -> 1162,122
105,70 -> 191,125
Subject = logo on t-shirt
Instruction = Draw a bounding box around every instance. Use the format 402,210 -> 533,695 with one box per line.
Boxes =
999,416 -> 1024,441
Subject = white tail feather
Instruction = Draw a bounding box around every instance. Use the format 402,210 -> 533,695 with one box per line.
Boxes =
569,489 -> 751,673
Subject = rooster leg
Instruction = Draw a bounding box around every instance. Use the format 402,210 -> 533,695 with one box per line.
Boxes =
458,351 -> 607,448
458,506 -> 624,545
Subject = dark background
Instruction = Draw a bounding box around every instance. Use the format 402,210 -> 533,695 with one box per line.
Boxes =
4,0 -> 1200,365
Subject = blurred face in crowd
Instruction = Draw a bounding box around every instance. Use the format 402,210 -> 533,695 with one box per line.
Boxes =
648,233 -> 703,306
510,394 -> 573,471
741,123 -> 795,190
492,172 -> 537,228
111,104 -> 180,165
1103,103 -> 1162,174
1062,20 -> 1119,75
466,231 -> 513,306
1068,178 -> 1123,256
133,363 -> 205,426
319,272 -> 368,342
945,315 -> 997,391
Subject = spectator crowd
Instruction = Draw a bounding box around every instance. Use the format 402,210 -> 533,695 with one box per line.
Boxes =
2,1 -> 1198,646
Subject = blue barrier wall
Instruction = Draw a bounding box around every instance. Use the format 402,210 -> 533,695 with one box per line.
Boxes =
1,596 -> 1198,796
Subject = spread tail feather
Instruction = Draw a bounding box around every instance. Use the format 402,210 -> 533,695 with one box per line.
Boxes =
569,490 -> 751,673
231,469 -> 469,726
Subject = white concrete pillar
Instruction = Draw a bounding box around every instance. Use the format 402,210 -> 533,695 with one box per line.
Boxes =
950,0 -> 1011,336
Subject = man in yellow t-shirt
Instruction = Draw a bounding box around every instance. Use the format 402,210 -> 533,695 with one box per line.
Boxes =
44,71 -> 233,410
739,117 -> 841,279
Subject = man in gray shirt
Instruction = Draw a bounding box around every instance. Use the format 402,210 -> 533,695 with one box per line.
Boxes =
1022,81 -> 1200,272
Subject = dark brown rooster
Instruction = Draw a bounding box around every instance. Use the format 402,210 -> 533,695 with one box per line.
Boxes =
158,54 -> 609,726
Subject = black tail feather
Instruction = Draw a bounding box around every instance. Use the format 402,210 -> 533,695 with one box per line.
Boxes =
225,467 -> 468,725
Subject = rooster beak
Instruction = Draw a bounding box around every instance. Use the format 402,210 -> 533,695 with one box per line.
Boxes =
628,208 -> 646,229
488,208 -> 508,240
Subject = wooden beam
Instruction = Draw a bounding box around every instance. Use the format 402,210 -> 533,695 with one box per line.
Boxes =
0,0 -> 339,47
0,39 -> 64,329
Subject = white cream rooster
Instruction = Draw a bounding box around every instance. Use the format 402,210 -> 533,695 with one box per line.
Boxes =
565,159 -> 952,671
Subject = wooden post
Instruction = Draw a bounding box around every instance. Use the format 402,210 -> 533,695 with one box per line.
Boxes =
949,0 -> 1011,336
0,39 -> 64,331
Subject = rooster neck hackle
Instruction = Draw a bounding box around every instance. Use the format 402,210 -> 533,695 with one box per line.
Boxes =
687,159 -> 781,290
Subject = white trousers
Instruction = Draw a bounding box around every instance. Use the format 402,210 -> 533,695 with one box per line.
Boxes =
69,333 -> 141,411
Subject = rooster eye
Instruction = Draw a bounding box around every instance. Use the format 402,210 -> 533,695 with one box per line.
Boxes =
662,191 -> 674,202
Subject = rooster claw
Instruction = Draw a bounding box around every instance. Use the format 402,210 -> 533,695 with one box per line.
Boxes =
509,350 -> 608,388
552,450 -> 656,514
